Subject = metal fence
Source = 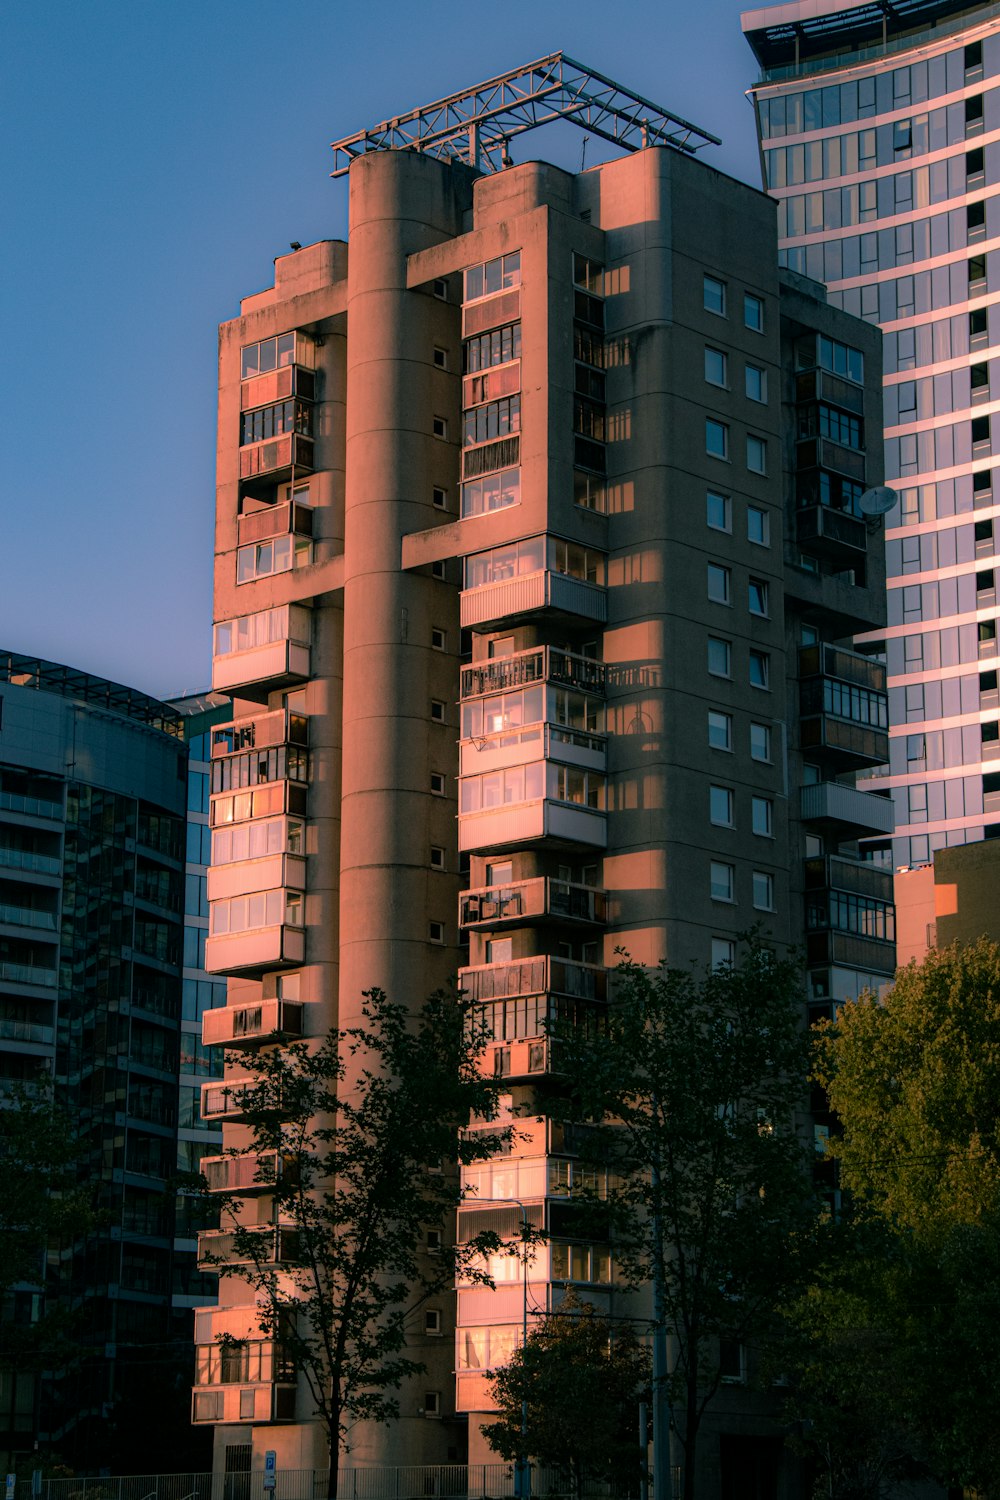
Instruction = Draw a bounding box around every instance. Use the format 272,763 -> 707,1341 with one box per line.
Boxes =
10,1468 -> 631,1500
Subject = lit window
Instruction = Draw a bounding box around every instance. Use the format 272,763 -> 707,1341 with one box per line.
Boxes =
710,785 -> 734,827
706,420 -> 729,460
708,637 -> 732,678
707,491 -> 731,532
747,435 -> 767,474
711,937 -> 736,970
708,564 -> 731,604
752,871 -> 774,911
752,797 -> 773,837
711,862 -> 735,903
709,711 -> 732,751
748,507 -> 769,546
705,348 -> 728,387
704,275 -> 727,316
749,651 -> 770,689
748,578 -> 769,617
744,294 -> 764,332
745,365 -> 767,403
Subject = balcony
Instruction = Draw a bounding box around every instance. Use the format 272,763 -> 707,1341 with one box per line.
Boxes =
238,499 -> 313,549
459,797 -> 606,853
459,956 -> 607,1005
483,1035 -> 555,1081
460,724 -> 606,778
796,435 -> 866,485
0,960 -> 57,989
202,999 -> 303,1049
207,853 -> 306,904
201,1152 -> 282,1194
196,1224 -> 300,1271
460,878 -> 607,932
795,368 -> 865,415
461,571 -> 607,631
799,645 -> 888,770
240,365 -> 316,411
238,432 -> 314,485
201,1077 -> 282,1124
799,782 -> 894,837
805,929 -> 896,976
0,847 -> 61,877
0,1018 -> 55,1047
192,1382 -> 297,1426
211,709 -> 307,758
462,646 -> 606,699
805,855 -> 894,904
796,504 -> 868,563
212,605 -> 312,701
204,920 -> 305,978
805,856 -> 895,978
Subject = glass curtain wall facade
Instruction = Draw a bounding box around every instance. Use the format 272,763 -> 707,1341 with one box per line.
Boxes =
743,0 -> 1000,867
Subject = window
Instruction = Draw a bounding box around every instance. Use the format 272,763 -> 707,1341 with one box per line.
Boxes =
708,637 -> 732,678
240,331 -> 312,380
705,348 -> 728,387
240,399 -> 312,447
752,871 -> 774,911
464,322 -> 522,372
237,533 -> 311,584
969,255 -> 987,289
968,201 -> 986,238
427,1229 -> 442,1251
425,1310 -> 442,1335
746,435 -> 767,474
463,396 -> 520,447
432,486 -> 447,509
711,937 -> 736,970
744,294 -> 764,332
707,491 -> 731,532
432,415 -> 448,439
710,785 -> 734,827
745,365 -> 767,403
748,507 -> 769,546
708,564 -> 731,604
711,861 -> 735,903
433,278 -> 448,300
214,605 -> 311,657
752,796 -> 773,837
431,628 -> 446,651
708,711 -> 732,751
430,773 -> 446,796
748,578 -> 769,617
749,651 -> 770,689
429,921 -> 445,944
433,347 -> 447,369
461,467 -> 521,518
430,846 -> 445,870
209,889 -> 304,936
704,275 -> 726,316
430,700 -> 445,723
464,252 -> 521,302
422,1392 -> 441,1418
706,419 -> 729,459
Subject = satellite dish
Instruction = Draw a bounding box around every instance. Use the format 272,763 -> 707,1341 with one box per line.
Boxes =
859,485 -> 897,518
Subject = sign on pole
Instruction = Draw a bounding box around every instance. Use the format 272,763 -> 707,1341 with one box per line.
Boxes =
263,1451 -> 276,1492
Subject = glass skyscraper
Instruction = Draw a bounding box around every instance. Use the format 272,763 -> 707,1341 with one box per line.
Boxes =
743,0 -> 1000,868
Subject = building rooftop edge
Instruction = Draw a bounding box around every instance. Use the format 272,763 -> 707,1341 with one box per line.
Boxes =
742,0 -> 998,73
0,650 -> 185,737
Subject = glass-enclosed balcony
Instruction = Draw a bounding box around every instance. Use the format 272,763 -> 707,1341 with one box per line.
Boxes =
805,854 -> 895,975
462,646 -> 606,699
461,537 -> 607,630
460,956 -> 607,1075
460,723 -> 606,778
459,761 -> 607,853
191,1330 -> 297,1425
201,1151 -> 282,1194
212,605 -> 311,700
211,709 -> 307,759
239,432 -> 314,485
204,887 -> 305,976
459,877 -> 607,932
206,852 -> 306,905
196,1224 -> 299,1271
799,644 -> 888,769
202,998 -> 303,1049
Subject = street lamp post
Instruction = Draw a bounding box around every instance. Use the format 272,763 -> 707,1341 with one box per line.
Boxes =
468,1195 -> 531,1500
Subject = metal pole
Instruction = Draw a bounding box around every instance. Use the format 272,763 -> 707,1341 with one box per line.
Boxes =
639,1402 -> 649,1500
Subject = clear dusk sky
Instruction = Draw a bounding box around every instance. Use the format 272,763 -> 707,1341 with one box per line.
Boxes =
0,0 -> 767,702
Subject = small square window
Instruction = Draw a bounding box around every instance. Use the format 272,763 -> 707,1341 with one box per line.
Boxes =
705,348 -> 728,387
430,846 -> 445,870
431,628 -> 446,651
749,651 -> 770,689
425,1310 -> 442,1335
708,637 -> 732,678
423,1392 -> 441,1417
711,861 -> 735,903
433,347 -> 448,369
429,921 -> 445,944
711,937 -> 736,970
432,560 -> 447,580
708,563 -> 731,605
748,578 -> 769,617
748,507 -> 770,546
433,278 -> 449,300
707,491 -> 731,532
752,871 -> 774,911
427,1229 -> 443,1251
432,416 -> 448,439
432,486 -> 447,509
745,365 -> 767,403
750,722 -> 771,761
430,773 -> 446,795
704,275 -> 726,316
752,796 -> 773,837
709,710 -> 732,751
706,419 -> 729,460
746,435 -> 767,475
744,294 -> 764,332
710,785 -> 734,827
430,699 -> 446,722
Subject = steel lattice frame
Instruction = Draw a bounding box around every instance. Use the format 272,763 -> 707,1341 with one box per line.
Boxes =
330,52 -> 720,177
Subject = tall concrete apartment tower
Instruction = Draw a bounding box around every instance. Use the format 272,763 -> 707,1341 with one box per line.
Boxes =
195,57 -> 892,1492
743,0 -> 1000,869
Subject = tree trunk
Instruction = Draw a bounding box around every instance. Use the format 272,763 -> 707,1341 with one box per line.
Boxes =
681,1373 -> 699,1500
326,1417 -> 340,1500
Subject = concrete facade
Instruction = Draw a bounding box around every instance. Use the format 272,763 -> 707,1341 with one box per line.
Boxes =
897,833 -> 1000,962
198,137 -> 892,1494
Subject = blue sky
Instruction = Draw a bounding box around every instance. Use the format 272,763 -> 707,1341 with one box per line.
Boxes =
0,0 -> 765,701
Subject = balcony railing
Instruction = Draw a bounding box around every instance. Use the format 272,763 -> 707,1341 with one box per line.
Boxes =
0,904 -> 57,931
459,878 -> 607,931
238,498 -> 314,548
461,647 -> 606,698
0,847 -> 61,876
796,435 -> 866,484
806,929 -> 896,975
191,1381 -> 296,1425
196,1225 -> 300,1271
459,724 -> 606,778
0,961 -> 57,988
799,715 -> 889,768
461,572 -> 607,631
799,781 -> 894,837
200,1078 -> 282,1124
0,792 -> 63,820
459,797 -> 607,854
201,1152 -> 282,1194
239,433 -> 314,484
202,999 -> 304,1049
795,368 -> 865,415
796,504 -> 868,561
211,710 -> 308,758
799,644 -> 886,693
204,922 -> 306,978
805,855 -> 894,903
459,956 -> 606,1004
0,1018 -> 55,1045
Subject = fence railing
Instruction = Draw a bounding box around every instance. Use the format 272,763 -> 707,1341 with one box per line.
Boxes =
10,1467 -> 637,1500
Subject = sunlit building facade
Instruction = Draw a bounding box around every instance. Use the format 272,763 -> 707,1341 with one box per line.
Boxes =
743,0 -> 1000,868
196,72 -> 892,1493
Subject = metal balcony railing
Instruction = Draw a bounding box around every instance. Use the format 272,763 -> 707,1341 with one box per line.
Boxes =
459,877 -> 607,929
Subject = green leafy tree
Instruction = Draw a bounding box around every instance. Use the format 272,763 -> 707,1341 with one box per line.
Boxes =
205,988 -> 510,1500
554,939 -> 814,1500
482,1294 -> 650,1499
804,939 -> 1000,1492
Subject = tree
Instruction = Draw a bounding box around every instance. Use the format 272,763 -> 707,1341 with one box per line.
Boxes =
554,939 -> 814,1500
204,987 -> 510,1500
805,939 -> 1000,1492
482,1294 -> 650,1500
0,1081 -> 92,1300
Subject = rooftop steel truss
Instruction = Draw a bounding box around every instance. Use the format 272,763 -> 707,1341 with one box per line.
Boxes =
330,52 -> 720,178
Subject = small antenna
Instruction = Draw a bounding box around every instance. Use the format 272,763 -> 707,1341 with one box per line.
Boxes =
580,136 -> 588,172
